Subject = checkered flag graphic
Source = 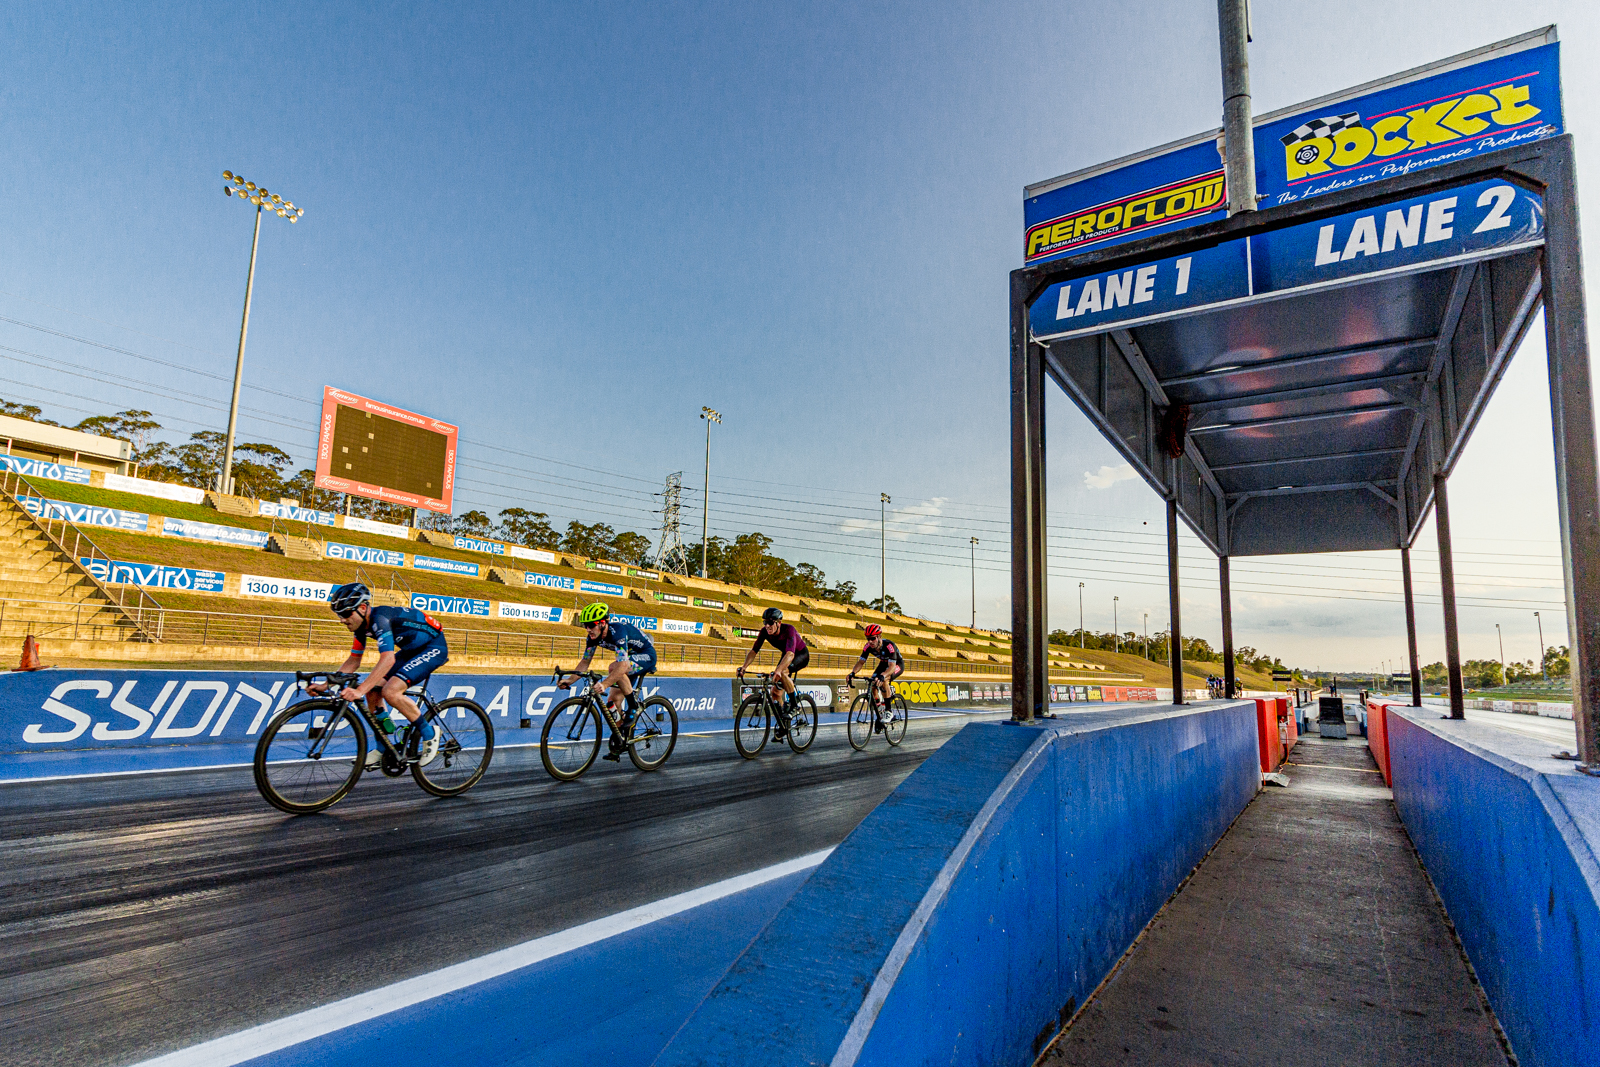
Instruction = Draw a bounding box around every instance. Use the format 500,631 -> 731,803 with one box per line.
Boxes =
1280,112 -> 1363,146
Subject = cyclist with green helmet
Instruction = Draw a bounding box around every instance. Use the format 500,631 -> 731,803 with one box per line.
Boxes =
559,603 -> 657,754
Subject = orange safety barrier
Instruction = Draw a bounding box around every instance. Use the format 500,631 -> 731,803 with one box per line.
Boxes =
1366,700 -> 1392,785
1253,699 -> 1279,773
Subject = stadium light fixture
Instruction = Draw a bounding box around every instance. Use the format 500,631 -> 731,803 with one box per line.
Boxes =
970,536 -> 978,629
1535,611 -> 1546,680
880,493 -> 891,609
218,169 -> 303,496
1078,582 -> 1085,648
1114,596 -> 1120,653
699,407 -> 720,578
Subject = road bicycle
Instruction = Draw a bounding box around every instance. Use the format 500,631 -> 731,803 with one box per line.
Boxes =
540,667 -> 679,781
253,671 -> 495,814
846,677 -> 908,751
733,671 -> 818,758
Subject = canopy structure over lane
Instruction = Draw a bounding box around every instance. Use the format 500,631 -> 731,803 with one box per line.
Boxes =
1008,27 -> 1600,766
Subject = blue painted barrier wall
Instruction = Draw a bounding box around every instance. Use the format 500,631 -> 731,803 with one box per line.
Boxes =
1387,708 -> 1600,1067
654,701 -> 1259,1066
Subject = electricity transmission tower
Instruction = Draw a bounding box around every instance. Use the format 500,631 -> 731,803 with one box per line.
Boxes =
656,471 -> 688,574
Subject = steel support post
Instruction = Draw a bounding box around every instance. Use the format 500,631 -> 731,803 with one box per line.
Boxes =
1540,142 -> 1600,765
1220,555 -> 1235,699
1217,0 -> 1257,216
1434,473 -> 1465,719
1010,274 -> 1048,722
1168,492 -> 1184,705
1402,544 -> 1422,707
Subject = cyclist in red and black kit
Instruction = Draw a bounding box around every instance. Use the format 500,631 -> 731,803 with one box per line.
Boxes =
847,624 -> 903,722
737,608 -> 810,739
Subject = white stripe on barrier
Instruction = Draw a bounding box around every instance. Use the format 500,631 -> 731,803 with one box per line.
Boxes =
125,847 -> 834,1067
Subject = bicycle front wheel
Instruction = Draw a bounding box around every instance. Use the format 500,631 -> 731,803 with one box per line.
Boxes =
628,695 -> 679,771
846,693 -> 874,751
254,699 -> 366,814
884,694 -> 908,747
541,697 -> 602,781
413,698 -> 495,797
734,693 -> 769,758
786,694 -> 818,753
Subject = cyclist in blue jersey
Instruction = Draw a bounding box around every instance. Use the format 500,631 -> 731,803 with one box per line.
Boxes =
559,603 -> 657,755
310,582 -> 444,762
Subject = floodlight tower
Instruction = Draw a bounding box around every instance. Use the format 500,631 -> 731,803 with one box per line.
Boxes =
220,170 -> 302,496
880,493 -> 891,609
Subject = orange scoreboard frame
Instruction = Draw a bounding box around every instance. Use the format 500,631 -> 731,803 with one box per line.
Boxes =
313,387 -> 458,513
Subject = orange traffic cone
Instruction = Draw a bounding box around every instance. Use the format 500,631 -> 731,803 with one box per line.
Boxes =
15,635 -> 41,671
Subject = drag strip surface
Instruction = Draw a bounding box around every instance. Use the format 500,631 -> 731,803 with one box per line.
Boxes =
0,714 -> 994,1067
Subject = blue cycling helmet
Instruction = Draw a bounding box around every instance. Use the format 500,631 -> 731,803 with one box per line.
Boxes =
329,582 -> 370,617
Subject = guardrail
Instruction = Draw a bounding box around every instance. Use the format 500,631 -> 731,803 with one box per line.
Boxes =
0,470 -> 162,640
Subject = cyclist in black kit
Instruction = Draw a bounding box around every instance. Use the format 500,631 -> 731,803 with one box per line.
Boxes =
846,623 -> 903,720
737,608 -> 810,739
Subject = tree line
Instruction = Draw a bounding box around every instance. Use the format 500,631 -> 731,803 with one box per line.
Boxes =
1049,626 -> 1299,677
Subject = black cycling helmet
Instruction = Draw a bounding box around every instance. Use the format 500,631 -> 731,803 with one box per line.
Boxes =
329,582 -> 370,617
762,607 -> 783,624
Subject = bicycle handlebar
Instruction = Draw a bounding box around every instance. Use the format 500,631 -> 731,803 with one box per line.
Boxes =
297,670 -> 360,689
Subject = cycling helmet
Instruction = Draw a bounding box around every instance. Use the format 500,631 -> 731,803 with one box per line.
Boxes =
762,607 -> 783,624
577,602 -> 611,625
863,624 -> 882,639
329,582 -> 370,617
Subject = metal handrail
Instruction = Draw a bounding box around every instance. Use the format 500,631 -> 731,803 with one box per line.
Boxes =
0,471 -> 162,640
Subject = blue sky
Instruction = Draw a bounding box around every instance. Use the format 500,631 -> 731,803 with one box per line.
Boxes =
0,1 -> 1597,671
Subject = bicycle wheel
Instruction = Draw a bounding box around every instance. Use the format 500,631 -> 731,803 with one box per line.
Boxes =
413,698 -> 495,797
734,693 -> 770,758
786,693 -> 818,753
846,692 -> 874,751
884,694 -> 908,747
628,695 -> 679,771
541,697 -> 602,781
254,699 -> 366,815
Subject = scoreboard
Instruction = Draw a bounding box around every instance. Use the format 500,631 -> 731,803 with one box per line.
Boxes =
313,387 -> 457,513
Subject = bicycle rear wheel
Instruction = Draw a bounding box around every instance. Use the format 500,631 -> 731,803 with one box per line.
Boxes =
254,699 -> 366,814
734,693 -> 769,758
786,694 -> 818,753
846,693 -> 874,751
628,695 -> 679,771
541,697 -> 602,781
413,698 -> 495,796
884,694 -> 908,747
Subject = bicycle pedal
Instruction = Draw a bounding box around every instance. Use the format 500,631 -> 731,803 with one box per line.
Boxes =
602,752 -> 622,762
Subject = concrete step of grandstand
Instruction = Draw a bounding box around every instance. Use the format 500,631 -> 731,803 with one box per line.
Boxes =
0,570 -> 106,600
0,495 -> 146,642
205,491 -> 260,517
266,533 -> 324,561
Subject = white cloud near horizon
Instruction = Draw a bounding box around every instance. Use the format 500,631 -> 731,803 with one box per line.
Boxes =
839,496 -> 949,541
1084,463 -> 1137,490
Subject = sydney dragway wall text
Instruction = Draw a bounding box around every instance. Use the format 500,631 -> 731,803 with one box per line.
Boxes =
1383,705 -> 1599,1067
655,700 -> 1260,1067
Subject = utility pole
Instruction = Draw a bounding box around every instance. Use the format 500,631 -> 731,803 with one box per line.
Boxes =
1113,596 -> 1120,653
1078,582 -> 1085,648
1217,0 -> 1257,216
970,536 -> 978,628
1143,612 -> 1148,659
1536,611 -> 1547,680
699,407 -> 720,577
656,471 -> 687,574
880,493 -> 891,609
1497,623 -> 1506,687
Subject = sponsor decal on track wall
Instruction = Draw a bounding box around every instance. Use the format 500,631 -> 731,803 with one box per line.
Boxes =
454,535 -> 505,556
525,571 -> 577,591
740,683 -> 834,709
20,496 -> 148,531
258,501 -> 337,526
161,517 -> 271,548
579,579 -> 624,596
497,602 -> 564,622
410,593 -> 490,617
101,472 -> 204,503
508,545 -> 556,564
0,454 -> 93,484
413,554 -> 480,577
342,515 -> 413,539
82,558 -> 226,592
239,574 -> 335,603
1024,37 -> 1562,264
325,541 -> 407,567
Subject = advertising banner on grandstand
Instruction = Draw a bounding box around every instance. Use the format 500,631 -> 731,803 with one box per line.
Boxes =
579,579 -> 624,596
259,501 -> 337,527
411,593 -> 491,617
326,541 -> 407,568
83,559 -> 226,592
453,535 -> 504,556
629,568 -> 660,581
20,496 -> 148,532
693,597 -> 724,609
587,561 -> 623,574
343,515 -> 413,539
0,454 -> 92,484
1024,33 -> 1561,265
413,554 -> 480,578
239,574 -> 335,603
612,613 -> 657,631
656,592 -> 689,606
314,386 -> 458,513
659,618 -> 704,635
497,602 -> 564,623
102,473 -> 205,504
525,571 -> 577,591
161,517 -> 271,549
508,545 -> 556,564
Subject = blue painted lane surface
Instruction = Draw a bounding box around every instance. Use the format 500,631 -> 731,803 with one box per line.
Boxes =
239,869 -> 812,1067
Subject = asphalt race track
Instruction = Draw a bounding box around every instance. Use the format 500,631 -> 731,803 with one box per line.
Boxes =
0,712 -> 1000,1067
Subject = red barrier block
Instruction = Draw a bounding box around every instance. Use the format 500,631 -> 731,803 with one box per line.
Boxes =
1367,700 -> 1392,785
1253,698 -> 1279,773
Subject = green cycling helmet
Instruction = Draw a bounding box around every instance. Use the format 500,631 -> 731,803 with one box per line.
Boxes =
577,602 -> 611,625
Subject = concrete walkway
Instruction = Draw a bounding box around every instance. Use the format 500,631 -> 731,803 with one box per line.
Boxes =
1040,735 -> 1509,1067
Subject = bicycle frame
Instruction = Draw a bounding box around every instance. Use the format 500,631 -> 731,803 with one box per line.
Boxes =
552,668 -> 647,744
301,670 -> 439,764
